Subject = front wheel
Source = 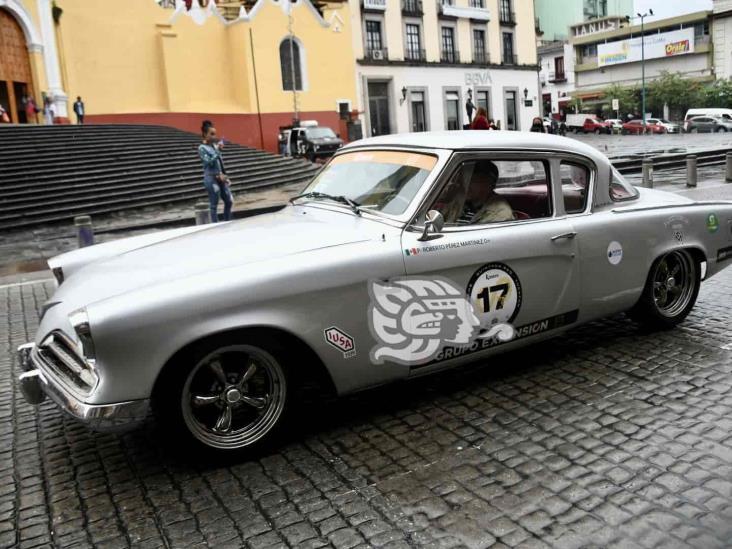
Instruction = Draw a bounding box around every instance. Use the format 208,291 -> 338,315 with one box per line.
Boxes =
628,249 -> 700,329
154,340 -> 290,456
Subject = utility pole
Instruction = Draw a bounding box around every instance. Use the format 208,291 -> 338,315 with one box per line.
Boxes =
636,9 -> 653,131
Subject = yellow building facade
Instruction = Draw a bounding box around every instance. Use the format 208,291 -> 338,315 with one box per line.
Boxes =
1,0 -> 357,151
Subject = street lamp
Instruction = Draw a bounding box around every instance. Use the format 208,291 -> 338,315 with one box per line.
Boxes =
636,9 -> 653,130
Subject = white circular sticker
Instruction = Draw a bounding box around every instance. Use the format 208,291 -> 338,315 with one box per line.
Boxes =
466,263 -> 522,327
607,241 -> 623,265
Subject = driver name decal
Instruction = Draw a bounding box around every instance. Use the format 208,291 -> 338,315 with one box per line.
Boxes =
404,238 -> 491,257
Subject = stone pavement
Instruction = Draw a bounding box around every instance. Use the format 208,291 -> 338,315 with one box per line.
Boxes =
3,263 -> 732,547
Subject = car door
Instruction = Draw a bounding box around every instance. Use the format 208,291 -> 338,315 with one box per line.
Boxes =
400,152 -> 581,374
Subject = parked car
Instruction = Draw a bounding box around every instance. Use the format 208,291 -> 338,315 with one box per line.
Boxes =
647,118 -> 681,134
621,120 -> 665,135
280,121 -> 343,161
684,108 -> 732,132
685,116 -> 732,133
18,132 -> 732,455
565,114 -> 612,134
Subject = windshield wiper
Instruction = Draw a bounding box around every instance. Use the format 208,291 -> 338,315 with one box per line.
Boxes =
290,192 -> 361,215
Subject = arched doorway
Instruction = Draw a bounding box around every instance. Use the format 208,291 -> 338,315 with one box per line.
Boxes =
0,8 -> 35,123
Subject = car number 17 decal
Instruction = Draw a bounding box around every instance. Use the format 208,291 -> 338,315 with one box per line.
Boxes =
466,263 -> 522,327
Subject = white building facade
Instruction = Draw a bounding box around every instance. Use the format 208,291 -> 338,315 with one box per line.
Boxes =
349,0 -> 541,134
538,41 -> 575,117
713,0 -> 732,79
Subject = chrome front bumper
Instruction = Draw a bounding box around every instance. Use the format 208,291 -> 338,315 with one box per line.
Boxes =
17,343 -> 149,432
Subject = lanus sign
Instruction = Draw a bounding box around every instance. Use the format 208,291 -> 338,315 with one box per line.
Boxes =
570,16 -> 626,38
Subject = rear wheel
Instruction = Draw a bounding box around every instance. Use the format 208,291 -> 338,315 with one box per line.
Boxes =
154,339 -> 291,456
628,249 -> 700,329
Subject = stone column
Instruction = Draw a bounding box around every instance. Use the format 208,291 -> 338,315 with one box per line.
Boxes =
37,0 -> 68,120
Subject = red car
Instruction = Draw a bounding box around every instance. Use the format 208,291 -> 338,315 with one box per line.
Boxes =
622,120 -> 666,135
582,118 -> 612,134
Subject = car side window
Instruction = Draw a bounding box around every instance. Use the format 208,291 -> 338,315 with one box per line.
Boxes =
560,162 -> 589,214
433,159 -> 551,227
609,167 -> 639,201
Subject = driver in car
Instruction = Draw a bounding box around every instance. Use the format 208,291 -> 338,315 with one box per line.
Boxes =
441,160 -> 514,225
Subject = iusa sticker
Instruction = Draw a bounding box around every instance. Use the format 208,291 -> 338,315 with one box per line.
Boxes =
324,326 -> 356,358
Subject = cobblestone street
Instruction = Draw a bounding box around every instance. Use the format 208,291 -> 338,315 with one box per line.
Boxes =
3,265 -> 732,548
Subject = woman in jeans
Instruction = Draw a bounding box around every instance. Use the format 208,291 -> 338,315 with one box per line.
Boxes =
199,121 -> 233,222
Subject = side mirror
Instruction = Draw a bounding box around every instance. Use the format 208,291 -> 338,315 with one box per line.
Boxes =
418,210 -> 444,241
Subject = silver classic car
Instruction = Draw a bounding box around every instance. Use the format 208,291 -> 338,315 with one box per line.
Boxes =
18,132 -> 732,455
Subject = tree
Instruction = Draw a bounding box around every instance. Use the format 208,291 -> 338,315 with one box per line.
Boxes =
700,79 -> 732,109
601,83 -> 639,119
568,96 -> 583,113
647,71 -> 702,120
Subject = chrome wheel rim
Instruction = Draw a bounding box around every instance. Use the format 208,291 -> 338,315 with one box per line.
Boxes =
652,251 -> 695,318
181,345 -> 286,449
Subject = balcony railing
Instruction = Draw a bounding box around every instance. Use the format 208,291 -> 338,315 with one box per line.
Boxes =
440,49 -> 460,63
549,71 -> 566,83
363,0 -> 387,10
499,10 -> 516,24
405,47 -> 427,61
365,48 -> 388,61
472,51 -> 488,64
501,53 -> 517,65
402,0 -> 423,15
468,0 -> 484,7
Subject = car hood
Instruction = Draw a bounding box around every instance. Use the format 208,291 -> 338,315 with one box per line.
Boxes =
51,205 -> 392,307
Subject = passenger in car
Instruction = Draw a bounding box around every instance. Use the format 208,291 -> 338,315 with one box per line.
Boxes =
441,160 -> 514,225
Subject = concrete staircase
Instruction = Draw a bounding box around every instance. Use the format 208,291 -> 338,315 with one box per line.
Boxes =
0,124 -> 319,231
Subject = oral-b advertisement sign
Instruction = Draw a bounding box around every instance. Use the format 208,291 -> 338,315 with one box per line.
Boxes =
598,28 -> 695,67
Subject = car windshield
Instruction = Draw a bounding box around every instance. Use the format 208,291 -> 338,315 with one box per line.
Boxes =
306,127 -> 337,139
300,150 -> 438,215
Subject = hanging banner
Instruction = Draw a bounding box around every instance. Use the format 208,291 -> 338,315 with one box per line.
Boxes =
597,28 -> 695,67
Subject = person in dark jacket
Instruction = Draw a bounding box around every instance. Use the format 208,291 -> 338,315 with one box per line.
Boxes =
73,96 -> 85,124
470,107 -> 490,130
198,120 -> 233,222
530,117 -> 545,133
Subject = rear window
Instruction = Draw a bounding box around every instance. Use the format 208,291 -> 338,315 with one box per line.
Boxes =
609,167 -> 639,201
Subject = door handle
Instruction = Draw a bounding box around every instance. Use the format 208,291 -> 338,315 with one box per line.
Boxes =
551,231 -> 577,241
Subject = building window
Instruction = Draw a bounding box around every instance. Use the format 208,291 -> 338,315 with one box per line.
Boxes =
405,23 -> 423,60
473,29 -> 487,64
501,32 -> 515,64
410,91 -> 427,132
441,27 -> 457,63
365,20 -> 384,58
468,0 -> 484,7
579,43 -> 597,63
583,0 -> 607,19
499,0 -> 513,24
280,38 -> 303,91
505,90 -> 517,130
476,89 -> 489,117
444,90 -> 460,130
554,56 -> 565,80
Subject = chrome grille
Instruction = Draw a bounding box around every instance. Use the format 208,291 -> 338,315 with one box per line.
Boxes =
38,332 -> 97,394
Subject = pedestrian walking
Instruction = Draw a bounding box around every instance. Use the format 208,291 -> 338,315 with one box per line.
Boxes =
470,107 -> 490,130
199,120 -> 233,223
43,96 -> 54,125
530,117 -> 545,133
73,96 -> 85,124
24,96 -> 38,123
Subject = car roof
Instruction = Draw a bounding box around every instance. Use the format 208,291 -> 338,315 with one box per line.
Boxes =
344,130 -> 603,159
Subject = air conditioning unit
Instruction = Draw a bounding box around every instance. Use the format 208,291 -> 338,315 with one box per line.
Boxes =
371,50 -> 385,60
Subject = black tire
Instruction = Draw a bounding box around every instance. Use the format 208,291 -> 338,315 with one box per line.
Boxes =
153,335 -> 294,458
628,249 -> 700,330
717,127 -> 727,133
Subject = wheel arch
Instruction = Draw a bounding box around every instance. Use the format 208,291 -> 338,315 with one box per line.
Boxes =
152,326 -> 338,403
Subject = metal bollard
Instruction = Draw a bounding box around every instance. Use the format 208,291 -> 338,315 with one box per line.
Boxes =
194,202 -> 211,225
74,215 -> 94,248
726,151 -> 732,183
686,155 -> 697,187
642,158 -> 653,188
